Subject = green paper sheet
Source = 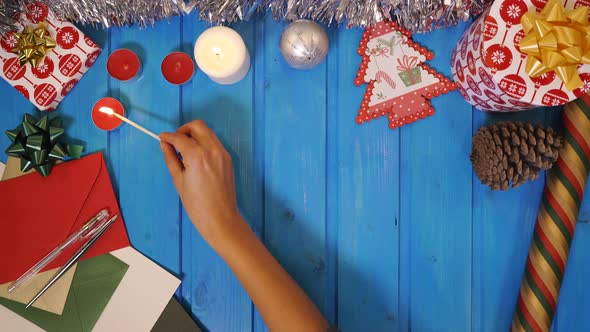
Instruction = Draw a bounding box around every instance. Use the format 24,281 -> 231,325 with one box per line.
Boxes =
0,254 -> 128,332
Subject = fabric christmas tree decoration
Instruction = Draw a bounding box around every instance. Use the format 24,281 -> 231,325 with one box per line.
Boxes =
355,21 -> 457,130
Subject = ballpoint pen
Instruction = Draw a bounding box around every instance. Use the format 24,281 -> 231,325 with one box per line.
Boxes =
8,209 -> 110,293
26,214 -> 120,309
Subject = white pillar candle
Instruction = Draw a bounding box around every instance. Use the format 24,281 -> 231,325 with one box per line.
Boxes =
194,26 -> 250,85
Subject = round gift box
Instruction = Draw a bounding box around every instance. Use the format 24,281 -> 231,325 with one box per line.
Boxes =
450,0 -> 590,112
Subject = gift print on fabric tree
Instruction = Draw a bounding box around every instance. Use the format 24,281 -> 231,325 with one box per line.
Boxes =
355,21 -> 456,130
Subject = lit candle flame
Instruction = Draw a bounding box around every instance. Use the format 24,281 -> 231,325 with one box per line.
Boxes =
98,107 -> 115,115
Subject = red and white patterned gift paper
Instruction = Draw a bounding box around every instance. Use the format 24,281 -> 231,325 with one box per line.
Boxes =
451,0 -> 590,112
0,2 -> 101,111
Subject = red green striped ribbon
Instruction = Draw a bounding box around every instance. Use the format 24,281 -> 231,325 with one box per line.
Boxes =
512,94 -> 590,332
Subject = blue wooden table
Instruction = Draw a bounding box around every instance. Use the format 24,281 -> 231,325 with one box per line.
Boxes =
1,13 -> 589,332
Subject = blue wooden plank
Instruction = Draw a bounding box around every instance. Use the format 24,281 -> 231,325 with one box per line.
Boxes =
2,16 -> 590,332
261,12 -> 328,325
252,17 -> 270,332
328,26 -> 400,331
399,23 -> 473,332
108,19 -> 182,276
0,80 -> 33,164
180,15 -> 256,332
58,26 -> 109,157
471,108 -> 547,332
324,25 -> 339,329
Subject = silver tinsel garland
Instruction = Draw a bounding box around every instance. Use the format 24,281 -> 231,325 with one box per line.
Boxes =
0,0 -> 491,35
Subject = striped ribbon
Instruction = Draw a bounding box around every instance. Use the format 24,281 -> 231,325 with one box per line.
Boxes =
512,94 -> 590,332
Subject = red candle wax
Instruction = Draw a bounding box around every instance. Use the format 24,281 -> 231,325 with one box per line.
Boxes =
92,97 -> 125,131
107,49 -> 140,81
161,52 -> 195,85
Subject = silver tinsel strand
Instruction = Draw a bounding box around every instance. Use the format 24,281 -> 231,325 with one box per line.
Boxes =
0,0 -> 492,35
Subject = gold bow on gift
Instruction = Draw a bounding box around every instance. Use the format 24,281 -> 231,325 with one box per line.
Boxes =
519,0 -> 590,90
11,22 -> 56,68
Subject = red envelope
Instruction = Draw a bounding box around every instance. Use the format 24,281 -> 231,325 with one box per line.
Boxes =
0,153 -> 130,284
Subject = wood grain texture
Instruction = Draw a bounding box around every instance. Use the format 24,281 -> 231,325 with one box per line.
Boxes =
261,13 -> 328,318
180,14 -> 256,332
400,24 -> 473,332
0,84 -> 28,164
108,19 -> 181,277
1,16 -> 590,332
330,27 -> 399,331
471,108 -> 547,332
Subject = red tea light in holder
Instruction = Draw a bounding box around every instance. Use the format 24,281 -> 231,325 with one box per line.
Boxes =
92,97 -> 124,131
92,97 -> 160,141
161,52 -> 195,85
107,49 -> 141,81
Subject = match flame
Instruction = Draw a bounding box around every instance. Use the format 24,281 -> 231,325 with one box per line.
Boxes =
99,107 -> 115,115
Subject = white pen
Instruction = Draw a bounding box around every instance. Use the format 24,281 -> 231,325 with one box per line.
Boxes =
8,209 -> 110,293
26,214 -> 119,308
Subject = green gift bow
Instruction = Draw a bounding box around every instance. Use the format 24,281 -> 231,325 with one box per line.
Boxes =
5,113 -> 83,177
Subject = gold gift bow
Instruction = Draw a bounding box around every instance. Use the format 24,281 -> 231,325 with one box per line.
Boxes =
519,0 -> 590,90
11,22 -> 56,68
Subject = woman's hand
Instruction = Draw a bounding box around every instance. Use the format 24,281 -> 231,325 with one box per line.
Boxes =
159,120 -> 245,250
160,120 -> 330,332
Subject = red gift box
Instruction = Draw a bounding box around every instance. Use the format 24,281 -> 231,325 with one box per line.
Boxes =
451,0 -> 590,112
0,2 -> 101,111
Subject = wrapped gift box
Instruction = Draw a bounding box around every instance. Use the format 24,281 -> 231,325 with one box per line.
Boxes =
0,2 -> 101,111
396,55 -> 423,87
451,0 -> 590,112
398,67 -> 422,87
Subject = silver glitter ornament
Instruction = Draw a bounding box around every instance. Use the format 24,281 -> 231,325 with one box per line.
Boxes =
279,20 -> 329,70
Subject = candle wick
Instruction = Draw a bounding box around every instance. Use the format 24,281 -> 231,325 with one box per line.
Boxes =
98,107 -> 115,115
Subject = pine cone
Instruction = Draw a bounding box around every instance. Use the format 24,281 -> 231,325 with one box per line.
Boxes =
471,122 -> 563,190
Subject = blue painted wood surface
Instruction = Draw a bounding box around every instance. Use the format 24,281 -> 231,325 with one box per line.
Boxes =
1,14 -> 589,332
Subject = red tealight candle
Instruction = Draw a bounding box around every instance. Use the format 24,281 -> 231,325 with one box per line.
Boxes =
92,97 -> 124,131
107,49 -> 141,81
161,52 -> 194,85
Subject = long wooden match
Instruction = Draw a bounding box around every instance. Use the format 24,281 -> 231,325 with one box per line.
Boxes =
99,107 -> 161,141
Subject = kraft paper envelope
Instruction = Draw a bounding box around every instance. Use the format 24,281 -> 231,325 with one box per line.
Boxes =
1,156 -> 21,181
0,157 -> 77,315
0,247 -> 179,332
0,153 -> 130,283
0,265 -> 77,315
0,253 -> 129,332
